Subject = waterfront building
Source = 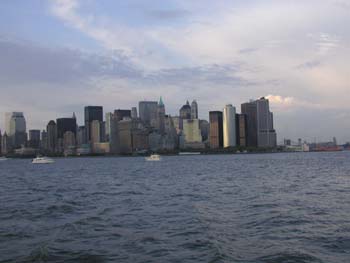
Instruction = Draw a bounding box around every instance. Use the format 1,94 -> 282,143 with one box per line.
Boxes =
139,101 -> 158,127
76,126 -> 86,146
46,120 -> 57,153
241,98 -> 276,148
182,119 -> 203,149
237,114 -> 247,147
118,119 -> 148,154
4,112 -> 12,134
41,130 -> 47,151
106,113 -> 120,154
8,112 -> 27,149
209,111 -> 223,149
172,116 -> 182,133
157,97 -> 165,135
200,120 -> 209,142
105,113 -> 113,142
223,104 -> 236,148
255,98 -> 277,148
0,130 -> 2,155
84,106 -> 103,142
191,100 -> 198,119
56,117 -> 76,139
1,132 -> 9,155
63,131 -> 76,155
180,101 -> 191,119
241,101 -> 258,147
28,130 -> 41,149
90,120 -> 101,152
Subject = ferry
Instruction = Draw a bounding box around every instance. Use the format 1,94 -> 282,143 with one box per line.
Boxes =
32,156 -> 55,164
145,154 -> 161,161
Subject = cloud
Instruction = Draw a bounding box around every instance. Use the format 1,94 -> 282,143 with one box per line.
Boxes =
146,9 -> 190,20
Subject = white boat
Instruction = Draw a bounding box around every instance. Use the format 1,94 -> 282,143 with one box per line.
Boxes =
32,156 -> 55,164
145,154 -> 161,161
0,157 -> 8,161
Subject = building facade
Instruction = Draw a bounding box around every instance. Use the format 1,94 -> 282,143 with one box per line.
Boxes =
209,111 -> 223,149
223,104 -> 236,148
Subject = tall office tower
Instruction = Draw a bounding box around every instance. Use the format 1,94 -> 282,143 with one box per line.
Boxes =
8,112 -> 27,148
114,109 -> 131,121
90,120 -> 101,152
131,107 -> 138,119
28,130 -> 41,148
56,118 -> 77,139
41,130 -> 47,150
84,106 -> 103,141
157,97 -> 165,134
209,111 -> 223,149
241,101 -> 258,147
0,130 -> 2,155
105,113 -> 113,142
191,100 -> 198,119
76,126 -> 86,146
237,114 -> 247,147
46,120 -> 57,153
139,101 -> 158,127
179,101 -> 191,119
255,97 -> 277,148
223,104 -> 236,148
1,132 -> 9,155
106,113 -> 120,154
182,119 -> 202,143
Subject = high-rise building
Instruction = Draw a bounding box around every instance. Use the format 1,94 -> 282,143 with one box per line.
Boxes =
28,130 -> 41,149
191,100 -> 198,119
4,112 -> 12,134
241,98 -> 276,148
114,109 -> 131,121
139,101 -> 158,127
131,107 -> 138,119
84,106 -> 103,141
157,97 -> 165,134
7,112 -> 27,149
255,97 -> 277,148
56,118 -> 76,139
41,130 -> 47,151
106,112 -> 120,154
76,126 -> 86,146
46,120 -> 57,153
179,101 -> 191,119
223,104 -> 236,148
209,111 -> 223,149
241,101 -> 258,147
63,131 -> 76,150
91,120 -> 101,145
200,120 -> 209,142
236,114 -> 247,147
182,119 -> 202,143
1,132 -> 10,155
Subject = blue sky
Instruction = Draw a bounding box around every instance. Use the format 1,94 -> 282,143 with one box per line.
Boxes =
0,0 -> 350,143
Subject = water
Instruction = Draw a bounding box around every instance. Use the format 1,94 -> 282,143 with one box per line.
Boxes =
0,152 -> 349,262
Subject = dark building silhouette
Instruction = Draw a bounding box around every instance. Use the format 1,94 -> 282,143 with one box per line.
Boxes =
139,101 -> 158,126
241,101 -> 258,147
209,111 -> 223,149
28,130 -> 41,148
56,118 -> 77,139
180,101 -> 191,120
84,106 -> 103,141
46,120 -> 57,153
236,114 -> 247,147
114,109 -> 131,121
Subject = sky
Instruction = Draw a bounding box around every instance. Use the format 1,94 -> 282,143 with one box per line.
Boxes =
0,0 -> 349,144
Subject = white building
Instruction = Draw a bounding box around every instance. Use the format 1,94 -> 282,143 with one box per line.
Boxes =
223,104 -> 236,148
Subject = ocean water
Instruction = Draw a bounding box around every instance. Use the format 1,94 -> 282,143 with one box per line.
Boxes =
0,152 -> 349,263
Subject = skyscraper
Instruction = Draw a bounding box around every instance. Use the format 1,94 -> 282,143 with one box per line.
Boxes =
223,104 -> 236,148
157,97 -> 165,134
209,111 -> 223,149
179,101 -> 191,119
8,112 -> 27,149
56,118 -> 77,139
255,97 -> 277,148
237,114 -> 247,147
241,98 -> 277,148
46,120 -> 57,153
191,100 -> 198,119
114,109 -> 131,121
241,101 -> 258,147
84,106 -> 103,141
28,130 -> 41,149
139,101 -> 158,127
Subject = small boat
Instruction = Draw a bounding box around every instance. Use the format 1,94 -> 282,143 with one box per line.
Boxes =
0,157 -> 8,161
145,154 -> 161,161
32,156 -> 55,164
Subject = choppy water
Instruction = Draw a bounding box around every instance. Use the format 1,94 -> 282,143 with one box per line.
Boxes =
0,152 -> 350,262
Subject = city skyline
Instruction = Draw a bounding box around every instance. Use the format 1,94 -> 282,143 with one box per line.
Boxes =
0,1 -> 350,143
